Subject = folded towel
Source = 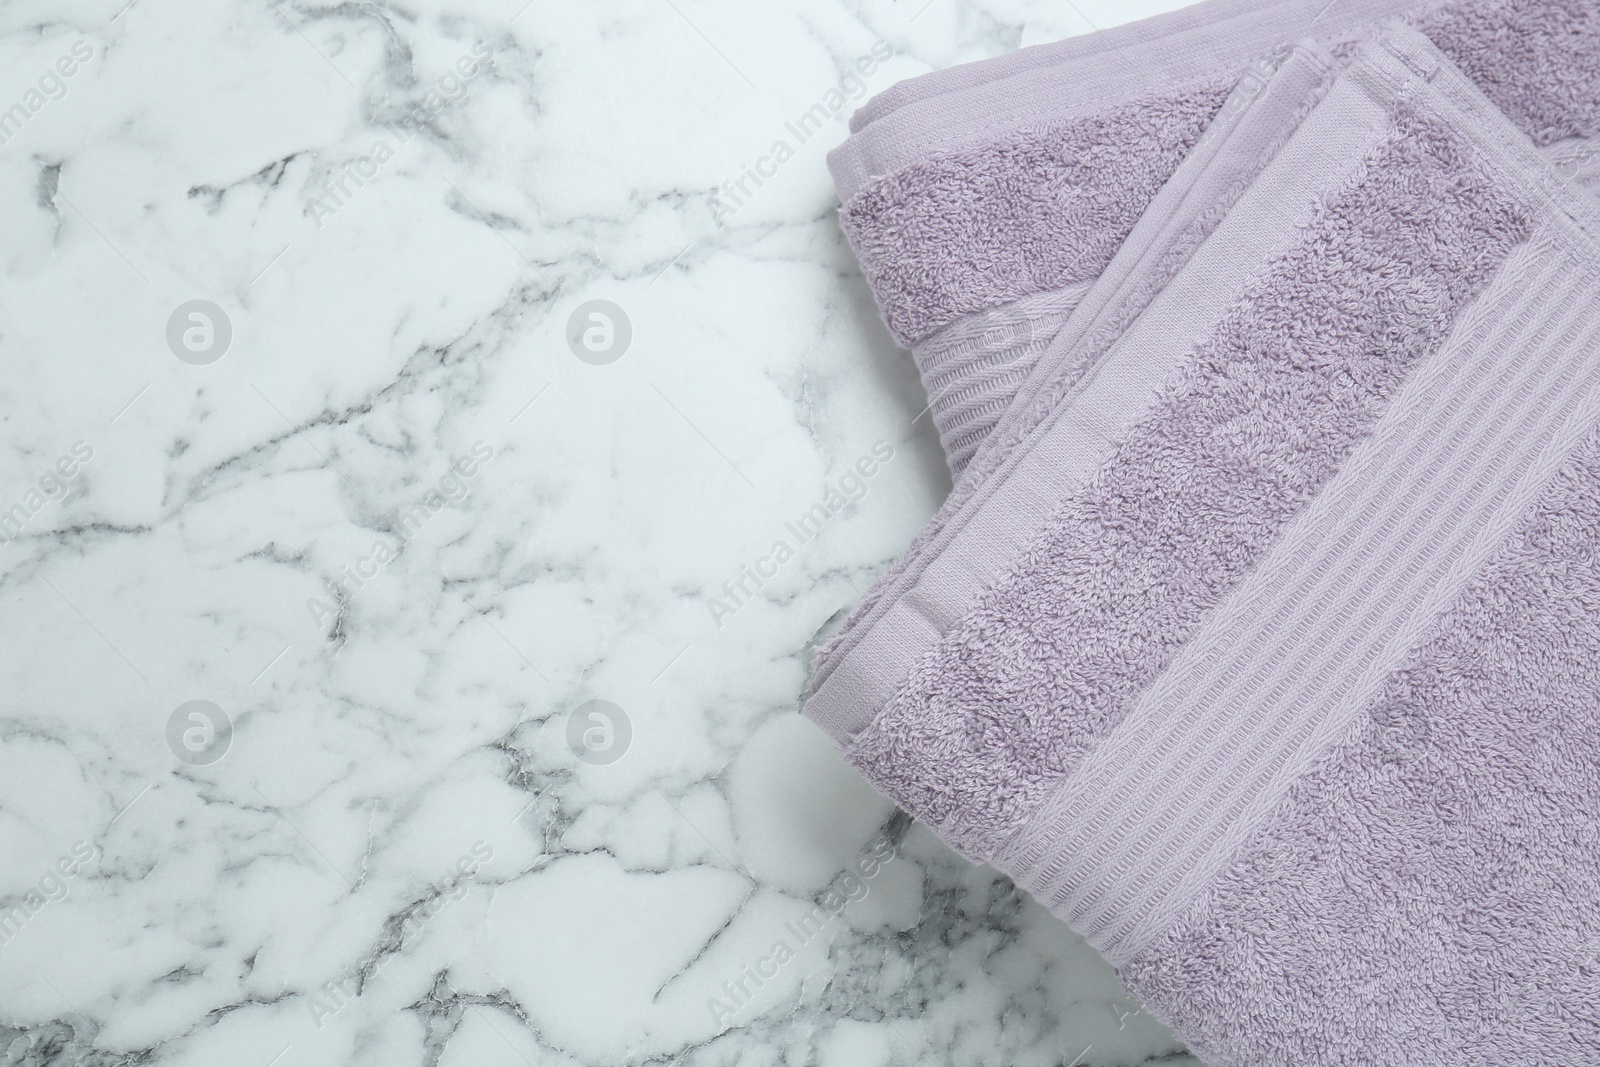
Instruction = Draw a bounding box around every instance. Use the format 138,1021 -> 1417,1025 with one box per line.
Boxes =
807,20 -> 1600,1066
829,0 -> 1600,476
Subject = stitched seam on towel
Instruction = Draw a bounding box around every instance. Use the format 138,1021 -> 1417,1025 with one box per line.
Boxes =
845,97 -> 1531,860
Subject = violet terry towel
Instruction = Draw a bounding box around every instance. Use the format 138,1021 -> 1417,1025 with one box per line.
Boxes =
830,0 -> 1600,477
806,17 -> 1600,1067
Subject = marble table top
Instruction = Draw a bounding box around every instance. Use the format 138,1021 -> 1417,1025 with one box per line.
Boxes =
0,0 -> 1202,1063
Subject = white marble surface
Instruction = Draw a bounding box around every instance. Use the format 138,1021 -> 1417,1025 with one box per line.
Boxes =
0,0 -> 1203,1063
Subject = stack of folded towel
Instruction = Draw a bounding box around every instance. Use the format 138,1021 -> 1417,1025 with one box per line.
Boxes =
804,2 -> 1600,1062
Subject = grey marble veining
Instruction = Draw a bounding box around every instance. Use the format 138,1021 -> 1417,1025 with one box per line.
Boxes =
0,0 -> 1203,1063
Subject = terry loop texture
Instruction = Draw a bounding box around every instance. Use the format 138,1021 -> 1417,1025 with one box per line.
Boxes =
806,14 -> 1600,1066
1122,425 -> 1600,1065
847,96 -> 1531,861
837,78 -> 1234,347
832,0 -> 1600,481
1415,0 -> 1600,145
